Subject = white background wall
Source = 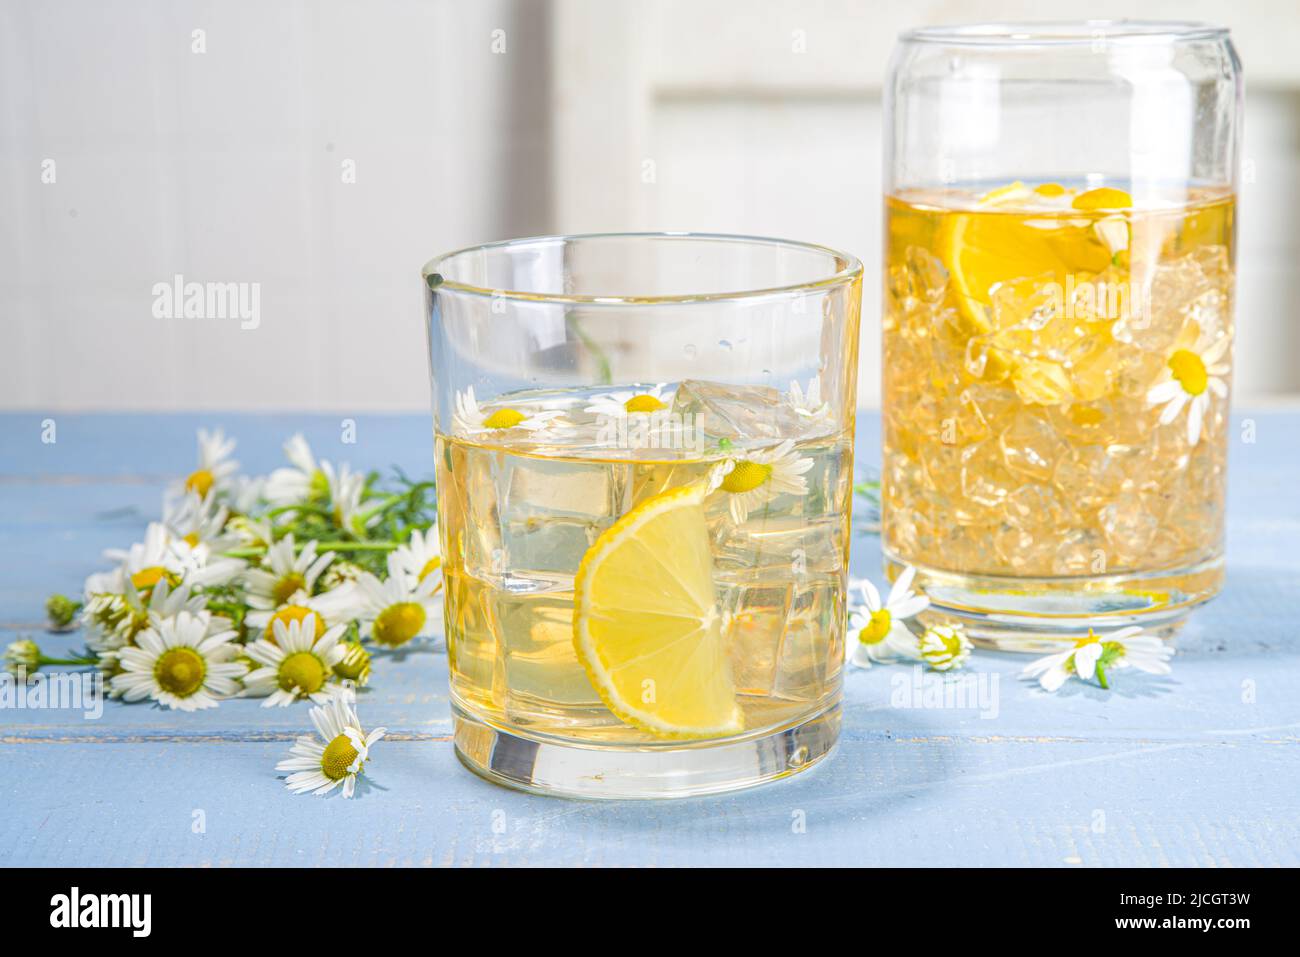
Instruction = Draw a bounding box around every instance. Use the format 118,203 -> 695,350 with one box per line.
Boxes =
2,0 -> 1298,411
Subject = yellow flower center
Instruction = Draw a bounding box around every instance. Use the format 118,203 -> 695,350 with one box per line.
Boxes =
482,408 -> 526,430
278,651 -> 326,694
858,609 -> 893,645
1168,349 -> 1208,396
1073,629 -> 1101,649
624,394 -> 667,413
154,647 -> 206,697
271,572 -> 307,606
334,641 -> 371,683
373,602 -> 426,648
417,556 -> 441,582
1034,182 -> 1066,197
130,566 -> 178,592
720,460 -> 773,494
265,605 -> 325,642
185,468 -> 214,496
182,532 -> 200,547
321,733 -> 360,780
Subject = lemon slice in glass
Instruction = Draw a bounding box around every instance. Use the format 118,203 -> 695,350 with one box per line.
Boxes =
573,482 -> 742,739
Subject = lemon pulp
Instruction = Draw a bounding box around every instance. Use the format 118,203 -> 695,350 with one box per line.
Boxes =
572,483 -> 742,738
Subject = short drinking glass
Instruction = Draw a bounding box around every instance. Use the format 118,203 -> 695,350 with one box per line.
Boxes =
423,233 -> 863,797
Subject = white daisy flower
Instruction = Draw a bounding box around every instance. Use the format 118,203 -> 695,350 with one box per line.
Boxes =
321,461 -> 378,536
244,581 -> 360,644
265,433 -> 325,507
276,695 -> 386,798
241,535 -> 335,611
84,575 -> 209,655
452,386 -> 564,436
713,439 -> 814,523
243,616 -> 348,707
786,376 -> 831,420
1022,626 -> 1173,692
356,553 -> 443,648
110,610 -> 245,711
584,383 -> 671,417
164,491 -> 236,551
846,565 -> 930,668
1146,331 -> 1231,446
917,623 -> 971,672
99,521 -> 243,592
392,526 -> 442,591
174,428 -> 239,500
226,474 -> 267,516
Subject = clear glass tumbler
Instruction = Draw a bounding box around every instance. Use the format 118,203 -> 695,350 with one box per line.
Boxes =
422,233 -> 862,797
882,21 -> 1241,649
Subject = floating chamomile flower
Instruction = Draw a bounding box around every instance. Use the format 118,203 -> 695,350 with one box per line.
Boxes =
109,610 -> 245,711
176,428 -> 239,500
276,695 -> 386,798
264,433 -> 327,507
453,386 -> 564,436
584,383 -> 671,417
1021,626 -> 1173,692
712,439 -> 814,524
243,617 -> 348,707
242,535 -> 335,611
392,526 -> 441,591
786,376 -> 831,420
356,553 -> 442,648
1146,330 -> 1230,446
917,623 -> 971,672
846,565 -> 930,668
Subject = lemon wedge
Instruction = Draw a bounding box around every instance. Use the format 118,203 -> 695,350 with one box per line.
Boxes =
572,482 -> 742,738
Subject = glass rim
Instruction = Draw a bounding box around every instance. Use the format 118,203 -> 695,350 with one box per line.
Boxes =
899,19 -> 1229,47
422,231 -> 864,306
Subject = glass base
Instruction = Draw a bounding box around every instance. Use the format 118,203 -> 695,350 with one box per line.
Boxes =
884,552 -> 1224,653
451,701 -> 840,799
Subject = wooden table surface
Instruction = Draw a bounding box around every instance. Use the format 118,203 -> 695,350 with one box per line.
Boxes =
2,411 -> 1297,867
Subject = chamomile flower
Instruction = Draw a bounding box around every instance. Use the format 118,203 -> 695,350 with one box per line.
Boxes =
244,582 -> 360,644
322,461 -> 378,536
1021,626 -> 1173,692
243,617 -> 348,707
584,383 -> 671,417
84,575 -> 209,655
164,491 -> 236,551
392,526 -> 442,591
452,386 -> 564,436
787,376 -> 831,420
356,553 -> 442,648
334,637 -> 372,686
713,439 -> 814,524
265,433 -> 326,507
109,610 -> 245,711
846,565 -> 930,668
100,522 -> 243,592
1146,331 -> 1231,446
241,535 -> 335,611
276,695 -> 386,798
917,623 -> 971,672
176,428 -> 239,500
4,638 -> 40,677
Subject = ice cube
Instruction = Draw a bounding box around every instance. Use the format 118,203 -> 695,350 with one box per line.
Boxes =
999,411 -> 1066,482
672,379 -> 828,443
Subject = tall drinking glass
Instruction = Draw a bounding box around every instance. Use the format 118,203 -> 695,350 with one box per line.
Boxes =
882,21 -> 1242,650
422,234 -> 862,797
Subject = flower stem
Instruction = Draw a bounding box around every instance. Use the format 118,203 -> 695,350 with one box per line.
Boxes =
222,541 -> 401,559
38,655 -> 97,667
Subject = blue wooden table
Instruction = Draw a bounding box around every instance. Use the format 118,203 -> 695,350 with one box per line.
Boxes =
2,411 -> 1297,867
